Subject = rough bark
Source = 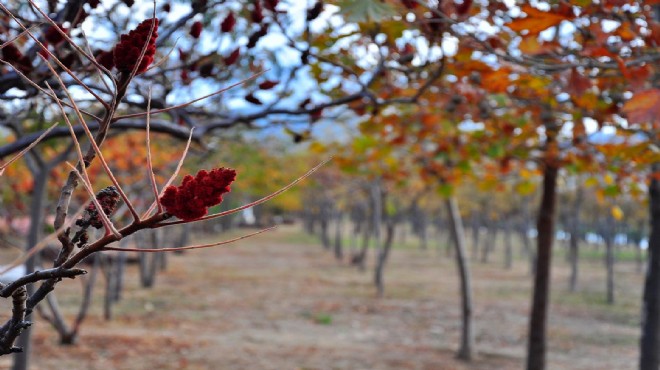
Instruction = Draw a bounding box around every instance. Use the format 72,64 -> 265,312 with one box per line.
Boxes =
446,197 -> 475,361
526,163 -> 558,370
640,164 -> 660,370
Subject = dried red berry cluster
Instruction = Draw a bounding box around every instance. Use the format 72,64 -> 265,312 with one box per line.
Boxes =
1,42 -> 33,74
160,168 -> 237,221
113,18 -> 159,74
45,24 -> 67,44
76,186 -> 121,230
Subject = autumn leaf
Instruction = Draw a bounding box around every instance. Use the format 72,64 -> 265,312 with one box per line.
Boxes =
508,5 -> 571,35
518,37 -> 558,56
621,89 -> 660,125
566,68 -> 591,96
611,205 -> 623,221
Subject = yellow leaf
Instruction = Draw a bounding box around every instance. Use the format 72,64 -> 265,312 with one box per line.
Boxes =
584,177 -> 598,187
611,206 -> 623,221
604,173 -> 614,185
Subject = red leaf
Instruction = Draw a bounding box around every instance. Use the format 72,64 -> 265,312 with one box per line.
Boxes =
621,89 -> 660,125
245,93 -> 263,105
190,21 -> 202,39
258,80 -> 278,89
455,0 -> 472,15
221,13 -> 236,33
223,48 -> 240,65
566,68 -> 591,96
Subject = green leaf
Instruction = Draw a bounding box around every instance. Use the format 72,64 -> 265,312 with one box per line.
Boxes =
336,0 -> 397,23
436,183 -> 454,198
603,184 -> 620,197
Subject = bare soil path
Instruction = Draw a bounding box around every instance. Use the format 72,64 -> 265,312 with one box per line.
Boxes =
0,225 -> 643,369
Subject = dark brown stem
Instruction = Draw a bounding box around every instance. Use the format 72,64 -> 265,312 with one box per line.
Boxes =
0,268 -> 87,298
0,286 -> 30,355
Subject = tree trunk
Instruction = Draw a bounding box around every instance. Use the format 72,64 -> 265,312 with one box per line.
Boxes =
398,221 -> 407,246
481,223 -> 496,263
352,219 -> 371,271
636,222 -> 646,275
640,163 -> 660,370
568,186 -> 583,292
113,251 -> 126,302
526,163 -> 558,370
446,197 -> 475,361
504,218 -> 513,270
605,216 -> 615,305
471,213 -> 481,261
349,220 -> 359,260
519,199 -> 536,276
68,255 -> 100,343
371,180 -> 384,297
139,231 -> 161,288
319,220 -> 331,250
375,220 -> 395,299
418,218 -> 428,250
333,211 -> 343,261
39,255 -> 100,345
13,167 -> 48,370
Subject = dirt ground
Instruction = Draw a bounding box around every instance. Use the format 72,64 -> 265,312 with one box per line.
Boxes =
0,225 -> 644,369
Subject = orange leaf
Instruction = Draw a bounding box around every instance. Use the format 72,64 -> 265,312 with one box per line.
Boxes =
481,69 -> 511,93
518,37 -> 558,56
508,5 -> 570,35
622,89 -> 660,125
615,56 -> 631,79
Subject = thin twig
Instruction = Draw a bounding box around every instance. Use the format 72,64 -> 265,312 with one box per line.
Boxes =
103,227 -> 276,252
0,60 -> 100,121
0,121 -> 58,176
0,23 -> 43,49
145,88 -> 161,213
43,65 -> 140,221
113,71 -> 266,121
